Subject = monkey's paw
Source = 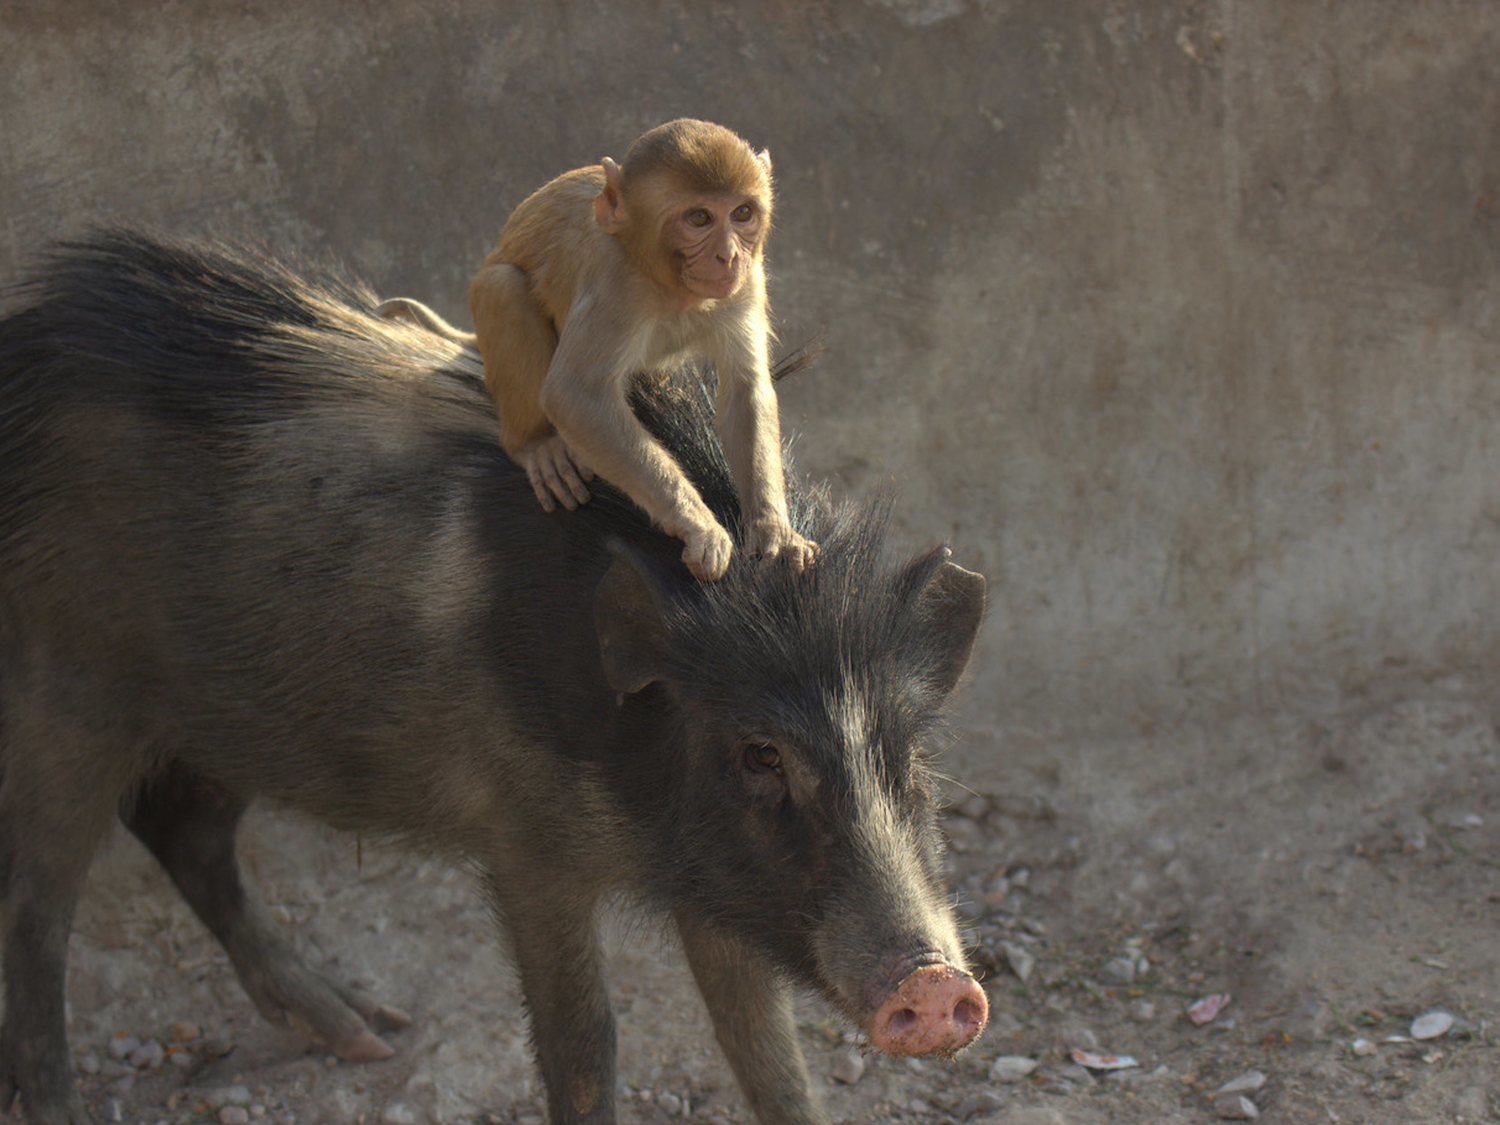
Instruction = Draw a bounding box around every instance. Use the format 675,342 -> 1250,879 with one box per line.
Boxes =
745,518 -> 818,574
681,520 -> 734,582
517,435 -> 595,512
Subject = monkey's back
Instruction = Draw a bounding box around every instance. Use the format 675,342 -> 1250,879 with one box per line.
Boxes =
488,166 -> 609,324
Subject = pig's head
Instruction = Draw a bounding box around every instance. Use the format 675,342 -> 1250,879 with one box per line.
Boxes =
595,510 -> 989,1057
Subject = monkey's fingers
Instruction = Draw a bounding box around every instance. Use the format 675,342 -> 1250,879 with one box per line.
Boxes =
551,454 -> 593,508
786,537 -> 819,574
682,523 -> 733,581
522,460 -> 559,513
530,447 -> 589,510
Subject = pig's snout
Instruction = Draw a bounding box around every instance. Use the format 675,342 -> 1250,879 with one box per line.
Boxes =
869,964 -> 988,1056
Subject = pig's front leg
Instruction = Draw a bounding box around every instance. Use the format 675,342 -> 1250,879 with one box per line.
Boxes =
487,874 -> 617,1124
676,912 -> 830,1125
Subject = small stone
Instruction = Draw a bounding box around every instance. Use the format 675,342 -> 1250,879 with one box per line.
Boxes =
103,1100 -> 124,1124
170,1020 -> 202,1042
514,1116 -> 544,1125
990,1055 -> 1038,1083
1130,999 -> 1156,1023
129,1038 -> 165,1069
1100,957 -> 1137,985
1061,1025 -> 1100,1052
1214,1070 -> 1266,1097
1351,1037 -> 1377,1056
831,1048 -> 865,1085
1002,941 -> 1035,982
250,1109 -> 266,1120
656,1092 -> 682,1116
107,1033 -> 140,1061
170,1049 -> 196,1069
1214,1094 -> 1259,1119
907,1099 -> 932,1114
381,1104 -> 417,1125
955,1089 -> 1004,1118
79,1053 -> 102,1075
1412,1010 -> 1454,1040
219,1109 -> 251,1125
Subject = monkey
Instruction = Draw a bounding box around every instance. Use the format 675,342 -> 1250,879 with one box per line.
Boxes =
373,297 -> 476,344
464,118 -> 816,581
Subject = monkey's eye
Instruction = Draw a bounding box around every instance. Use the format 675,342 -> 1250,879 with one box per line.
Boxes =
732,203 -> 755,222
742,742 -> 783,775
685,208 -> 713,228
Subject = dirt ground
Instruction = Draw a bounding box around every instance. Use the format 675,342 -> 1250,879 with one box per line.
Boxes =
41,672 -> 1500,1124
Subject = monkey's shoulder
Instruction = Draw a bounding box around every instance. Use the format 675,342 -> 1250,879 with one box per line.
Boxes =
494,166 -> 607,271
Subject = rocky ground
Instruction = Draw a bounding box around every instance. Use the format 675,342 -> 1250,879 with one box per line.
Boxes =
19,673 -> 1500,1123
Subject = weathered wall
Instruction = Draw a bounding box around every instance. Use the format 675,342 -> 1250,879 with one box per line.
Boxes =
4,0 -> 1498,749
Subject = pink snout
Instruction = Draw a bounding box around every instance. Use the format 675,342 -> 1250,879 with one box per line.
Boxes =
868,964 -> 988,1056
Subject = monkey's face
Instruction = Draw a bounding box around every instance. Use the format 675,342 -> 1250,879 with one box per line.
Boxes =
667,195 -> 767,302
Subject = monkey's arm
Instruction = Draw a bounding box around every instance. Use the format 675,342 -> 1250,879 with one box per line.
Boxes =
469,262 -> 594,512
713,319 -> 817,573
541,303 -> 732,580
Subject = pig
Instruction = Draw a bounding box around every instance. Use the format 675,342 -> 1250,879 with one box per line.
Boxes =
0,229 -> 988,1124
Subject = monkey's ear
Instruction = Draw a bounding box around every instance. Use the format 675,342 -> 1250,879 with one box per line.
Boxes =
594,157 -> 628,234
755,147 -> 773,174
594,543 -> 673,694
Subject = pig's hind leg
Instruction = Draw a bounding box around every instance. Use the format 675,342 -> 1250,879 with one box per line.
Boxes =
123,761 -> 411,1061
0,712 -> 116,1125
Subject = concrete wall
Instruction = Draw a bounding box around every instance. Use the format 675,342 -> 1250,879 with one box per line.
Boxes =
4,0 -> 1498,745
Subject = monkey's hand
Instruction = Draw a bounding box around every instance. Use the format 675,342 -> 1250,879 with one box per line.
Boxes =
678,517 -> 734,582
516,435 -> 595,512
745,517 -> 818,574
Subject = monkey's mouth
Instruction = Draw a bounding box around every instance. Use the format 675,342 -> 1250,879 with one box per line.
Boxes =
683,270 -> 742,300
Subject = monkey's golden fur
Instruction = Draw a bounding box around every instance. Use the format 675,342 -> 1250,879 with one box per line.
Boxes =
466,119 -> 815,580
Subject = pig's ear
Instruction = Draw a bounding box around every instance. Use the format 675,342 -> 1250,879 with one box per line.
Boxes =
902,545 -> 986,698
595,544 -> 673,694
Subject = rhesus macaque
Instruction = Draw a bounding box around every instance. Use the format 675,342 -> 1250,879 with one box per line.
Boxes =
374,297 -> 475,344
467,118 -> 815,580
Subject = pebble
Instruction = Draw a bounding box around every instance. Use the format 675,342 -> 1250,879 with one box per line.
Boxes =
1001,941 -> 1035,982
381,1105 -> 418,1125
129,1038 -> 165,1069
656,1092 -> 682,1116
170,1049 -> 196,1069
79,1053 -> 102,1075
955,1089 -> 1004,1118
1214,1094 -> 1260,1120
831,1048 -> 866,1085
1412,1010 -> 1454,1040
219,1110 -> 251,1125
990,1055 -> 1038,1083
107,1033 -> 140,1061
103,1100 -> 124,1124
170,1020 -> 202,1042
1130,999 -> 1156,1023
1100,956 -> 1137,985
1214,1070 -> 1267,1096
1351,1037 -> 1377,1056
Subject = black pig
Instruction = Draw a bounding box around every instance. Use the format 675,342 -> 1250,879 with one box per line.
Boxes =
0,230 -> 987,1124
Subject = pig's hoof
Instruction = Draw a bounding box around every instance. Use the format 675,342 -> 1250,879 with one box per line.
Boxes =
869,964 -> 988,1056
335,1028 -> 395,1062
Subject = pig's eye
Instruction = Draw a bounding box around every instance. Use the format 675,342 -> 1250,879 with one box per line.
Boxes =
743,742 -> 783,775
